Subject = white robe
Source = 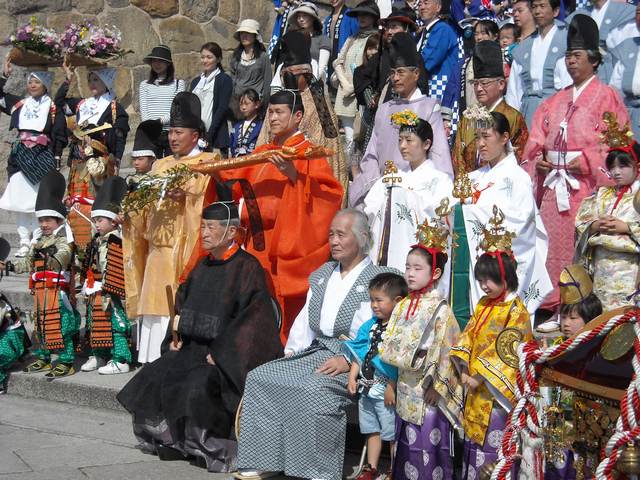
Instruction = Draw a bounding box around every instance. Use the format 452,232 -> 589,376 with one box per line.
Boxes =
284,257 -> 373,355
461,153 -> 553,317
363,159 -> 454,297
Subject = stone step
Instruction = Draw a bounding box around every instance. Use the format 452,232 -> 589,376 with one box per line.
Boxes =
7,357 -> 137,412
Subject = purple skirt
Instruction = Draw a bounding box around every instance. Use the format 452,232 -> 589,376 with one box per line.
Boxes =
461,406 -> 519,480
392,407 -> 454,480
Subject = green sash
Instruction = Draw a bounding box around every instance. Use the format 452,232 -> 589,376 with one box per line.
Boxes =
450,204 -> 471,329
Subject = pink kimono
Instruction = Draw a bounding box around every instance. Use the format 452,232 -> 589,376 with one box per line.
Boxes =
522,76 -> 629,309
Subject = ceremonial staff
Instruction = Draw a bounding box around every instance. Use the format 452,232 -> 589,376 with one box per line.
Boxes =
377,160 -> 402,266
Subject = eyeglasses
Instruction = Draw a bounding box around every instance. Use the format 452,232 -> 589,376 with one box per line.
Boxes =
471,78 -> 501,88
389,67 -> 418,78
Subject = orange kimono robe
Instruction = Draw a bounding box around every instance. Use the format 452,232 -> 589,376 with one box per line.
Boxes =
220,131 -> 343,342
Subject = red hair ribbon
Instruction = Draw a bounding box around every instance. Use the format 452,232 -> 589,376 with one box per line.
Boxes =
406,244 -> 442,319
484,250 -> 514,303
609,142 -> 639,165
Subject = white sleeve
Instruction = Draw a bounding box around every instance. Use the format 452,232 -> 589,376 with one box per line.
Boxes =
271,64 -> 283,91
139,82 -> 149,121
505,60 -> 523,111
607,23 -> 639,50
318,49 -> 330,83
609,60 -> 624,91
284,289 -> 315,354
348,301 -> 373,340
554,57 -> 573,90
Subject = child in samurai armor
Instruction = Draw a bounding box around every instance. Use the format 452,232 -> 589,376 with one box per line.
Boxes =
0,297 -> 30,393
344,272 -> 408,480
544,264 -> 603,480
12,171 -> 80,378
126,119 -> 162,192
379,206 -> 464,480
80,176 -> 131,375
574,113 -> 640,309
450,207 -> 533,480
56,61 -> 129,263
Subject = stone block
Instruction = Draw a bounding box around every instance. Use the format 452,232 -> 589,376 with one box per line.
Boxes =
130,64 -> 147,112
159,16 -> 205,53
217,0 -> 240,24
47,13 -> 98,32
131,0 -> 178,17
7,0 -> 72,14
239,0 -> 277,41
105,0 -> 129,6
72,0 -> 105,14
201,16 -> 237,52
97,6 -> 160,66
172,52 -> 201,83
181,0 -> 217,23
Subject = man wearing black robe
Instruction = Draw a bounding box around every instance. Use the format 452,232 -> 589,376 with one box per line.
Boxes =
117,201 -> 283,472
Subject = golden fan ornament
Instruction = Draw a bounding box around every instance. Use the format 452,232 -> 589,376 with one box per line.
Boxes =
495,327 -> 523,369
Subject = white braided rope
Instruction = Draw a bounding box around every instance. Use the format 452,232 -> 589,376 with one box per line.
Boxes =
492,312 -> 634,480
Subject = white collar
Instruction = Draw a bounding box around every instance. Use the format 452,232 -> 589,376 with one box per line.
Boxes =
424,18 -> 439,31
336,256 -> 371,278
410,158 -> 434,173
187,145 -> 202,157
537,23 -> 557,40
593,0 -> 608,13
202,68 -> 220,82
487,97 -> 504,112
405,88 -> 426,101
53,223 -> 66,235
573,74 -> 596,101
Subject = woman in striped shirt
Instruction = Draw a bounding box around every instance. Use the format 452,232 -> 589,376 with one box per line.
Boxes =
138,45 -> 185,158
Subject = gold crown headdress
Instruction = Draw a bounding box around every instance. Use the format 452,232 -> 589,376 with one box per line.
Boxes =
390,109 -> 420,130
599,111 -> 634,149
558,264 -> 593,305
479,205 -> 515,254
463,104 -> 495,130
413,198 -> 453,252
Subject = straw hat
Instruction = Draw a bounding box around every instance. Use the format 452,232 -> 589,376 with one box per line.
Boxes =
234,19 -> 263,43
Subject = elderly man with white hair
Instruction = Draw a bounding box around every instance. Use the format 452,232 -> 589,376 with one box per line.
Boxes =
235,209 -> 399,480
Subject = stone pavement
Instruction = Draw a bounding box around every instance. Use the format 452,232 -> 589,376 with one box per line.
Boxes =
0,395 -> 367,480
0,395 -> 229,480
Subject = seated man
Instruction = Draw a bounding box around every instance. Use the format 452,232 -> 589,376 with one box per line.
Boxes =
235,209 -> 399,480
117,202 -> 283,472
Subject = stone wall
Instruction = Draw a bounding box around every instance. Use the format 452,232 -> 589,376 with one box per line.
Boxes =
0,0 -> 285,123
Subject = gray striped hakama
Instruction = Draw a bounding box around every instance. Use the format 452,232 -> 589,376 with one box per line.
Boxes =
237,261 -> 398,480
237,343 -> 351,480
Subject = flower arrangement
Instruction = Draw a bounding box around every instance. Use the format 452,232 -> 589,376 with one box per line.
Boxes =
7,17 -> 62,59
61,23 -> 124,59
122,164 -> 197,214
463,104 -> 494,129
390,109 -> 420,129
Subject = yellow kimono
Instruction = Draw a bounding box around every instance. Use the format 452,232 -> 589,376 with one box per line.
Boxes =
575,180 -> 640,308
123,153 -> 211,317
450,294 -> 532,445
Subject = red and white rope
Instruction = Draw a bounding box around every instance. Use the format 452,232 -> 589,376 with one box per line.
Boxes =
490,310 -> 640,480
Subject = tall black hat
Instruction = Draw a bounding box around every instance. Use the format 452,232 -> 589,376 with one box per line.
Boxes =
35,170 -> 67,219
473,40 -> 504,79
389,32 -> 421,68
567,14 -> 599,52
91,176 -> 128,220
281,31 -> 312,67
132,119 -> 163,158
169,92 -> 202,129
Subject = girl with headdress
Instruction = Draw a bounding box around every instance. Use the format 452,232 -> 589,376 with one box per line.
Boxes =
574,112 -> 640,308
363,111 -> 453,284
56,59 -> 129,260
450,110 -> 551,328
0,56 -> 67,258
450,208 -> 532,479
379,205 -> 463,480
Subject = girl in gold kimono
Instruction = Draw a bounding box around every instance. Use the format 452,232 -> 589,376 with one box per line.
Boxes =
575,115 -> 640,309
450,207 -> 532,479
379,202 -> 464,480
